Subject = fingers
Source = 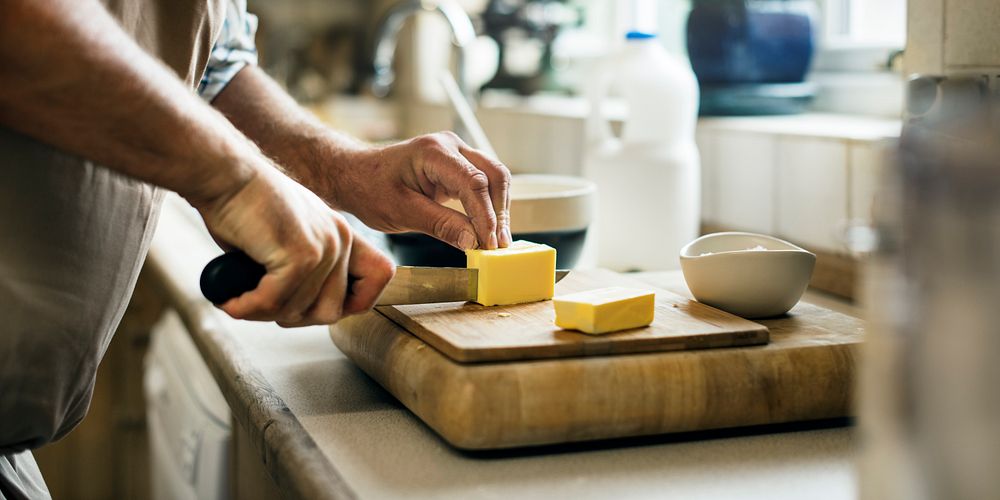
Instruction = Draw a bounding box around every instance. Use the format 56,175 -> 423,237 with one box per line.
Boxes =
276,251 -> 350,328
342,236 -> 395,316
221,246 -> 340,324
276,221 -> 354,327
459,145 -> 512,247
275,234 -> 394,326
415,133 -> 498,249
275,236 -> 342,323
401,193 -> 481,249
220,262 -> 304,321
221,214 -> 353,326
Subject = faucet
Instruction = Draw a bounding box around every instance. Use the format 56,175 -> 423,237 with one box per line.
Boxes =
371,0 -> 477,100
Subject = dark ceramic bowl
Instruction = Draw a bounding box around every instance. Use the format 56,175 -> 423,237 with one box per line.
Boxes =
387,175 -> 595,268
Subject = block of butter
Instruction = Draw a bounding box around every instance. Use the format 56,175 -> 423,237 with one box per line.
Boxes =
466,240 -> 556,306
553,287 -> 655,335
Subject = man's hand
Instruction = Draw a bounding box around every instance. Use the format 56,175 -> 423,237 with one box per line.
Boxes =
328,132 -> 512,251
211,67 -> 513,252
195,166 -> 395,326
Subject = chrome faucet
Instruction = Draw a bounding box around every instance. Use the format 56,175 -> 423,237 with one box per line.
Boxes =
371,0 -> 477,100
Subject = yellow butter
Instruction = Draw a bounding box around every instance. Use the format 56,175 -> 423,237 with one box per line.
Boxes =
553,287 -> 655,335
466,240 -> 556,306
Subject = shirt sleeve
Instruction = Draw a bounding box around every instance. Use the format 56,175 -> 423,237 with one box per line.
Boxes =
198,0 -> 259,102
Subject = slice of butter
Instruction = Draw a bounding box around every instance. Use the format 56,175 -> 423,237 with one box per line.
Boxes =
466,240 -> 556,306
553,287 -> 655,335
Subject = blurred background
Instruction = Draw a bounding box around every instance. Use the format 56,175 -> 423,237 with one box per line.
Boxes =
32,1 -> 1000,499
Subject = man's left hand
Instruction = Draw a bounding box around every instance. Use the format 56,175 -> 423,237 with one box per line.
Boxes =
327,131 -> 512,251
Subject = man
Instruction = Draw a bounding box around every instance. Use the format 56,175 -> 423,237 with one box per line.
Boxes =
0,0 -> 511,497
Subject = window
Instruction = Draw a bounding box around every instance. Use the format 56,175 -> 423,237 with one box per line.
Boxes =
814,0 -> 907,73
822,0 -> 907,49
810,0 -> 907,117
565,0 -> 907,116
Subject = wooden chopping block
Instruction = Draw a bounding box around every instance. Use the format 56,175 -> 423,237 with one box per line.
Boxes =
330,271 -> 863,449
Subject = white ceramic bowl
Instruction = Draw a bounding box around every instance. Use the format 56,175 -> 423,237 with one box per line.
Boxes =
679,232 -> 816,318
507,174 -> 596,234
443,174 -> 596,233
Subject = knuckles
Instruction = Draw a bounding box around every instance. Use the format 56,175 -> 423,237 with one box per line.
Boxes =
494,164 -> 512,189
255,297 -> 284,317
410,131 -> 463,158
334,218 -> 354,246
408,131 -> 511,198
431,212 -> 463,243
296,244 -> 324,271
462,169 -> 490,192
410,133 -> 447,153
373,253 -> 396,285
438,130 -> 461,142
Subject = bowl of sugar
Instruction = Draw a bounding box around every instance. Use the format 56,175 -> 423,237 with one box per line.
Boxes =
679,232 -> 816,318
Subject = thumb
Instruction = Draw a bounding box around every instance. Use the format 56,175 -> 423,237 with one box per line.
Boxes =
404,194 -> 479,250
343,236 -> 395,316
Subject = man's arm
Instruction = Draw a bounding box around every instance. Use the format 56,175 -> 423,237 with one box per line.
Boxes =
0,0 -> 251,204
212,66 -> 513,251
0,0 -> 392,325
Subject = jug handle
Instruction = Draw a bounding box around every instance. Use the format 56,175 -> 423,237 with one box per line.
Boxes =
585,57 -> 619,147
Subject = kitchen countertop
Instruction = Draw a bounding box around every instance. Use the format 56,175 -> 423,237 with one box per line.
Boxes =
147,193 -> 859,500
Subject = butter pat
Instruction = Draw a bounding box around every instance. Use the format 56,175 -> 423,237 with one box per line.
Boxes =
466,241 -> 556,306
553,287 -> 655,335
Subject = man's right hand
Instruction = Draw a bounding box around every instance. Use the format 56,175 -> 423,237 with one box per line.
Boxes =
193,166 -> 395,327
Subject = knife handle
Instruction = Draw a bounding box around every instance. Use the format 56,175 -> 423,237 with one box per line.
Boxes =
200,251 -> 266,304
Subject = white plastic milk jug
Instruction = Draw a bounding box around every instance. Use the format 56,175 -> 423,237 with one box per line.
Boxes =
584,19 -> 700,271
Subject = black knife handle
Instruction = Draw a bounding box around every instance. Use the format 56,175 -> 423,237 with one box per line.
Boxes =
200,251 -> 266,304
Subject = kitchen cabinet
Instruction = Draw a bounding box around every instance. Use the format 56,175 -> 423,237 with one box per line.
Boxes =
776,136 -> 848,252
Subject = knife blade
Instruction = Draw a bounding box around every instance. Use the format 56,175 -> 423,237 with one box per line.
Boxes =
377,266 -> 570,305
200,251 -> 571,306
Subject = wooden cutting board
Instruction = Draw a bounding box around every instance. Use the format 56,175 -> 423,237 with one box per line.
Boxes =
330,270 -> 864,450
378,269 -> 769,362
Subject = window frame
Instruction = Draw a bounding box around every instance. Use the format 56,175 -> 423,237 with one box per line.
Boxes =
808,0 -> 906,117
813,0 -> 906,73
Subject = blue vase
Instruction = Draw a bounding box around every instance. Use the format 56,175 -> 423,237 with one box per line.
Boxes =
686,0 -> 817,84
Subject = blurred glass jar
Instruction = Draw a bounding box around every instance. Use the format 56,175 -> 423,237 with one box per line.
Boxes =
686,0 -> 817,84
860,75 -> 1000,500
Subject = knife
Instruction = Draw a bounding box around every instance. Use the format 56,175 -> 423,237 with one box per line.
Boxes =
200,251 -> 570,306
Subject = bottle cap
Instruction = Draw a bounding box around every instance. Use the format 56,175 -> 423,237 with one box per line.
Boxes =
624,0 -> 658,40
626,31 -> 657,40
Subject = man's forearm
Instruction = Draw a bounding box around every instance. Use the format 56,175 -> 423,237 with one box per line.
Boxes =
211,64 -> 512,251
0,0 -> 266,206
210,65 -> 370,204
